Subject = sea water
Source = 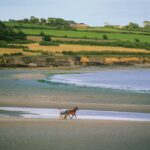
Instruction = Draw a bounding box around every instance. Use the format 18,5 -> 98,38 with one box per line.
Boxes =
46,69 -> 150,93
0,68 -> 150,105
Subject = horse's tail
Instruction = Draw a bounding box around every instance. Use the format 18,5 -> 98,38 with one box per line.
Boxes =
59,108 -> 63,113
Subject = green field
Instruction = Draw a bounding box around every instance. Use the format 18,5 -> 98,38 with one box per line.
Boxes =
4,22 -> 150,43
17,28 -> 150,43
5,22 -> 150,35
79,27 -> 150,34
4,22 -> 56,30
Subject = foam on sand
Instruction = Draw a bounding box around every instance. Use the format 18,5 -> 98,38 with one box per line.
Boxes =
45,69 -> 150,93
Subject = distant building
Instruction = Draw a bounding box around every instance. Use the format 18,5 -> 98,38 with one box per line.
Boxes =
144,21 -> 150,27
112,25 -> 124,29
70,23 -> 89,29
105,24 -> 124,29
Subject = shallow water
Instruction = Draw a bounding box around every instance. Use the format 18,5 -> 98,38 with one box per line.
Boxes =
46,69 -> 150,93
0,107 -> 150,121
0,69 -> 150,106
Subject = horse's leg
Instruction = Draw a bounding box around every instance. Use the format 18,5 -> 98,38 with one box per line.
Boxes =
75,113 -> 77,118
64,113 -> 68,120
70,114 -> 75,119
71,113 -> 77,119
59,115 -> 63,119
68,114 -> 73,119
70,115 -> 73,119
67,113 -> 73,119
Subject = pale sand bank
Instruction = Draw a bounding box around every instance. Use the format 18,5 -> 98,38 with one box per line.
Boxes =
0,118 -> 150,150
11,73 -> 47,80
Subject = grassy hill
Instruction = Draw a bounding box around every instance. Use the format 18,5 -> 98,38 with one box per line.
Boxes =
15,28 -> 149,43
1,20 -> 150,67
4,22 -> 150,43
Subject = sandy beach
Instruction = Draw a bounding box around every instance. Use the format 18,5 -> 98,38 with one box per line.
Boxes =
0,67 -> 150,150
0,118 -> 150,150
0,99 -> 150,113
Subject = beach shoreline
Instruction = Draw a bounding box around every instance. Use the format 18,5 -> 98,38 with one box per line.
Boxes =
0,64 -> 150,71
0,66 -> 150,113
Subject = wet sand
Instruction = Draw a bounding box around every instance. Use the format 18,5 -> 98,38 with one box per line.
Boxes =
12,73 -> 47,80
0,68 -> 150,113
0,99 -> 150,113
0,118 -> 150,150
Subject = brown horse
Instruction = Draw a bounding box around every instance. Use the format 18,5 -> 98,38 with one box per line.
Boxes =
60,107 -> 79,119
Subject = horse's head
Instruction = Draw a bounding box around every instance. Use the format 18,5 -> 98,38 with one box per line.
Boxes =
74,107 -> 79,111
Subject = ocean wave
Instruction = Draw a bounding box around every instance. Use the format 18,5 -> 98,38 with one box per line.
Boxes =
45,69 -> 150,93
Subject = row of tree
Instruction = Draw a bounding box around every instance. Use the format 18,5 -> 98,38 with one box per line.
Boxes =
7,17 -> 150,31
144,21 -> 150,30
9,16 -> 76,29
0,21 -> 26,41
105,22 -> 150,30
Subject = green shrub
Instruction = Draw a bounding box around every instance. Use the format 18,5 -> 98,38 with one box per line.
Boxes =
10,40 -> 34,44
0,40 -> 28,48
103,35 -> 108,40
42,34 -> 51,41
10,52 -> 23,56
0,40 -> 8,46
62,50 -> 150,56
135,38 -> 140,42
2,53 -> 10,57
62,51 -> 74,55
41,51 -> 49,55
55,40 -> 150,50
40,32 -> 45,36
22,49 -> 42,53
0,21 -> 27,41
39,41 -> 59,46
3,52 -> 23,56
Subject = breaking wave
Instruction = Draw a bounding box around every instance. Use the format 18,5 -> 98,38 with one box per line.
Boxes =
45,69 -> 150,93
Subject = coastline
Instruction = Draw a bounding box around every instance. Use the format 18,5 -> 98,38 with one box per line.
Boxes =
0,63 -> 150,70
0,66 -> 150,113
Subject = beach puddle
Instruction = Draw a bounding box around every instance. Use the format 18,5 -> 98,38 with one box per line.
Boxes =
0,107 -> 150,122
